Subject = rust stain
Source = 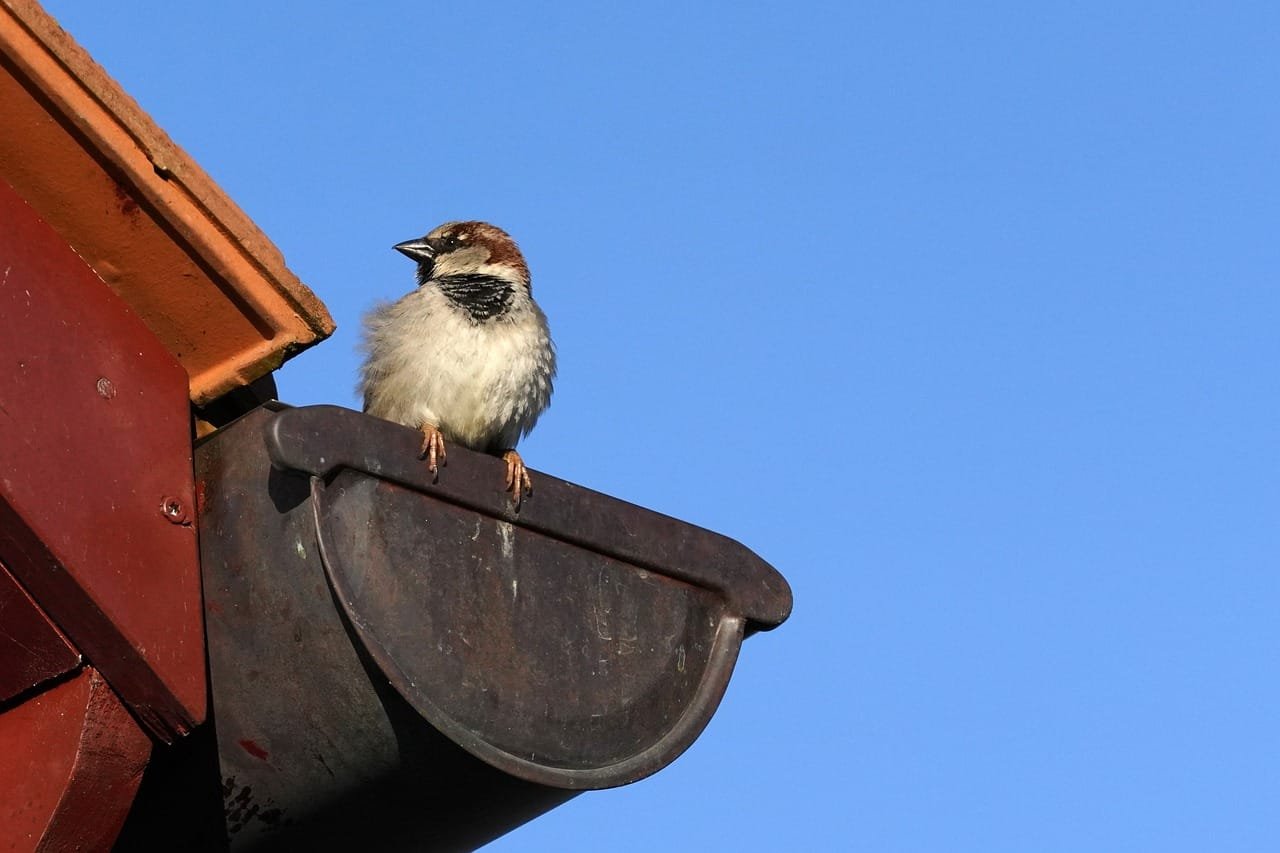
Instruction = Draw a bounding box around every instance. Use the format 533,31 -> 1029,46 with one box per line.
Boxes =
237,738 -> 269,760
222,775 -> 289,835
112,182 -> 139,217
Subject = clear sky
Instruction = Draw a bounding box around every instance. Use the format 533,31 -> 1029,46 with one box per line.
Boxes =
42,2 -> 1280,850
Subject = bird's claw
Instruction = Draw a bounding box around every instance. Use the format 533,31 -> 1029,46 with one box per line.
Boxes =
419,424 -> 447,478
502,449 -> 533,508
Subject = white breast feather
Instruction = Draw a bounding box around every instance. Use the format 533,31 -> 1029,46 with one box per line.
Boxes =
359,286 -> 555,452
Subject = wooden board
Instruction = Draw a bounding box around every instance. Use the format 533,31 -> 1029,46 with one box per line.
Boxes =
0,178 -> 204,740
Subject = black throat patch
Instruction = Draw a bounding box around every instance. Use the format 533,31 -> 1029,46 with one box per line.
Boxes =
434,273 -> 515,322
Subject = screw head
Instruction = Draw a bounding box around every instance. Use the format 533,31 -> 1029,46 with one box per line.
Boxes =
160,496 -> 190,524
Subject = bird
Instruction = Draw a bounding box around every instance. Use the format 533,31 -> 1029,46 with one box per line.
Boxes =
359,221 -> 555,506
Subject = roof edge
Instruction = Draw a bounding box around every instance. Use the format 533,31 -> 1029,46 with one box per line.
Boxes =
0,0 -> 335,402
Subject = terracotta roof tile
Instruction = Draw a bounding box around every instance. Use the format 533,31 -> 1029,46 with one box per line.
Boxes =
0,0 -> 334,404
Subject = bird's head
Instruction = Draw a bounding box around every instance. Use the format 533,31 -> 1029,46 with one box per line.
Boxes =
394,221 -> 531,291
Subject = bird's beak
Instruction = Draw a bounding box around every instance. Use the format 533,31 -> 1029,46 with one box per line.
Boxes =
394,238 -> 436,280
393,238 -> 436,264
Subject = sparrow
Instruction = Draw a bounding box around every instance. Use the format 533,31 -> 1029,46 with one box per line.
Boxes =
359,221 -> 555,506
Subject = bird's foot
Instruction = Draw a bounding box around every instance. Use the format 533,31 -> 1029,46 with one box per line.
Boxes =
502,449 -> 533,507
419,423 -> 447,477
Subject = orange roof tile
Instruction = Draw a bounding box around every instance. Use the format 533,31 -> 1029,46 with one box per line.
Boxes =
0,0 -> 334,404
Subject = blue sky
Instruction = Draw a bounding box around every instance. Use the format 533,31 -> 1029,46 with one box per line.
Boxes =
44,2 -> 1280,849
